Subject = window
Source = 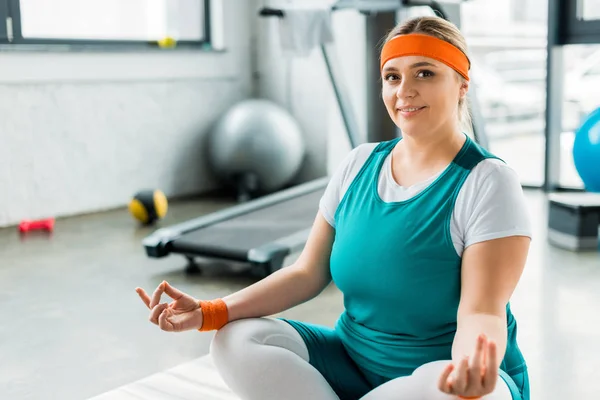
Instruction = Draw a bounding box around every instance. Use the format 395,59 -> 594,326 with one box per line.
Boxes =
461,0 -> 548,187
563,0 -> 600,45
2,0 -> 210,47
560,44 -> 600,189
579,0 -> 600,20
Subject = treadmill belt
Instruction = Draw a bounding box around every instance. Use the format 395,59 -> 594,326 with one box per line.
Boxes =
171,188 -> 324,256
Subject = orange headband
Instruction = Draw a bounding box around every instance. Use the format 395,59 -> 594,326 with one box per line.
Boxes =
380,33 -> 470,81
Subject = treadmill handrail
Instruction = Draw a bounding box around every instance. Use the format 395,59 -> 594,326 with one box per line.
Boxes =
143,176 -> 330,243
259,5 -> 363,149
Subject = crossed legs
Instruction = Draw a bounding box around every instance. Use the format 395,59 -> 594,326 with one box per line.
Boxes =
210,318 -> 513,400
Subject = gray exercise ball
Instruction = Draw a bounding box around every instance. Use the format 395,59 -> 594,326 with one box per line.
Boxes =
207,99 -> 306,199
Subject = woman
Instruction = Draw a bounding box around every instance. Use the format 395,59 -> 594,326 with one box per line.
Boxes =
137,16 -> 532,400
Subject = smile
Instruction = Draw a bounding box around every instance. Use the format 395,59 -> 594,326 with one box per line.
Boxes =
397,106 -> 426,116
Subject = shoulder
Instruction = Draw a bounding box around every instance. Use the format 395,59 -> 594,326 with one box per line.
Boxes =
319,142 -> 380,227
458,157 -> 525,211
453,157 -> 532,247
346,142 -> 380,166
335,142 -> 380,183
467,157 -> 521,192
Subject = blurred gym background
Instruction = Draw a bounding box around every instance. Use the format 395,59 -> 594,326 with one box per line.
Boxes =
1,0 -> 600,399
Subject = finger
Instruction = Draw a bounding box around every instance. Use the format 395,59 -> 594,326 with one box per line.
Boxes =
136,287 -> 151,309
149,282 -> 166,309
470,334 -> 485,384
453,356 -> 470,394
149,303 -> 169,325
437,362 -> 455,393
162,281 -> 185,301
481,336 -> 488,377
158,308 -> 174,332
483,340 -> 498,390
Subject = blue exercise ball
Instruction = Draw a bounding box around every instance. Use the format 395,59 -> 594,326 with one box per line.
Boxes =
573,107 -> 600,192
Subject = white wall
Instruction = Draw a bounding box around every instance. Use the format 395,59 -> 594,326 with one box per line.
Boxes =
0,0 -> 254,227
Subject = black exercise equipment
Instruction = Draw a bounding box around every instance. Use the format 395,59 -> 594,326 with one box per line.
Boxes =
144,178 -> 328,275
143,0 -> 491,276
547,193 -> 600,251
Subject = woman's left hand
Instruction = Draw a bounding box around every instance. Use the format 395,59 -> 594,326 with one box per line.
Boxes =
437,334 -> 499,399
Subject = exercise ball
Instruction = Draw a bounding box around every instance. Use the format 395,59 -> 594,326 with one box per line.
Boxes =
129,189 -> 168,225
573,107 -> 600,192
207,99 -> 305,200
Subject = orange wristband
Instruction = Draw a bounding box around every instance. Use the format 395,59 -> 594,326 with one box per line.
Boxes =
197,299 -> 229,331
458,397 -> 481,399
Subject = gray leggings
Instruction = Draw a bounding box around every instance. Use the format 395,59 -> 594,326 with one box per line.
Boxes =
210,317 -> 513,400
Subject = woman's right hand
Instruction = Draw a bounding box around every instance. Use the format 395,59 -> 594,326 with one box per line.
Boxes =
136,281 -> 204,332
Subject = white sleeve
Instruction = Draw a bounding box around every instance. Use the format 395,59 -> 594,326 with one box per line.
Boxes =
319,143 -> 377,227
453,159 -> 533,251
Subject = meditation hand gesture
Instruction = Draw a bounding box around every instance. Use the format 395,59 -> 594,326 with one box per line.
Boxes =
136,281 -> 204,332
438,334 -> 499,399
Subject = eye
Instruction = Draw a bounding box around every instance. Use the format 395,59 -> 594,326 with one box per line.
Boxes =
384,73 -> 400,81
417,70 -> 435,78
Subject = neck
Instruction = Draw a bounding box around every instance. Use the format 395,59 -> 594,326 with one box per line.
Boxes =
396,126 -> 465,166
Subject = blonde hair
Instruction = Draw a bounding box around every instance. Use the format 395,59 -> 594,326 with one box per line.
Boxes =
383,16 -> 472,134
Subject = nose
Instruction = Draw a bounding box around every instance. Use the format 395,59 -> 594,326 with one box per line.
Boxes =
396,79 -> 416,99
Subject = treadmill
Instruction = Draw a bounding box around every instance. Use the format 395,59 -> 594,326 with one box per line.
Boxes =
143,0 -> 488,277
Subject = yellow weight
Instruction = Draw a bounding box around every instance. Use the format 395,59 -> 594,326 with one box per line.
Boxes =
157,36 -> 177,48
129,198 -> 149,224
153,190 -> 169,218
129,189 -> 168,225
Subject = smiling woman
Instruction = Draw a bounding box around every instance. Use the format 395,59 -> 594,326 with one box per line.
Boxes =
380,20 -> 473,141
138,14 -> 533,400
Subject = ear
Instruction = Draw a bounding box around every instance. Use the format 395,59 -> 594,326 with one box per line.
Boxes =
459,79 -> 469,101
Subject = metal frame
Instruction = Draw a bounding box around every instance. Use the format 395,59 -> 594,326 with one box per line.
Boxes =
259,7 -> 362,148
321,42 -> 363,148
0,1 -> 7,42
364,10 -> 399,143
563,0 -> 600,45
544,0 -> 600,192
0,0 -> 212,50
332,0 -> 455,13
543,0 -> 565,192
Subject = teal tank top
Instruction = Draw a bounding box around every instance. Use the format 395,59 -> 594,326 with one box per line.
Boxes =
331,136 -> 526,385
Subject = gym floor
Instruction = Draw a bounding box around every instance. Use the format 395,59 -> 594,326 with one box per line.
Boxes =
2,189 -> 599,400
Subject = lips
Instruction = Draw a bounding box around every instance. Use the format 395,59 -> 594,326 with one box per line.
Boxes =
397,106 -> 426,112
397,106 -> 427,117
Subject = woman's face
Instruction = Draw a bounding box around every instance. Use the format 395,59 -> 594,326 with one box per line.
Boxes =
381,54 -> 468,138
